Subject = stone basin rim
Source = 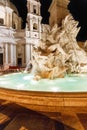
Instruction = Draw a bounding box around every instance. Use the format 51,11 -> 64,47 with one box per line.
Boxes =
0,87 -> 87,112
0,87 -> 87,97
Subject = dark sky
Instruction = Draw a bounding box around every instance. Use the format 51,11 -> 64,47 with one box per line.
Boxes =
68,0 -> 87,41
10,0 -> 87,41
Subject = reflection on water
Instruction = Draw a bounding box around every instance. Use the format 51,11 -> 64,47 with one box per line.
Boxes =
0,73 -> 87,92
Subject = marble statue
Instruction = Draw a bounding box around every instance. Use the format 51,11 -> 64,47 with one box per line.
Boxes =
32,14 -> 87,80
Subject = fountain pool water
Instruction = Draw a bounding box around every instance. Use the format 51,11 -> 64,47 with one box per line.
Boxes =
0,72 -> 87,92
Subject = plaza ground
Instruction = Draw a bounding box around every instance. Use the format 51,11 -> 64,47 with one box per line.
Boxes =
0,99 -> 87,130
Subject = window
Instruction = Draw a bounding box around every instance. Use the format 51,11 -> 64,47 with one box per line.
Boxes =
33,23 -> 37,30
33,5 -> 37,14
13,24 -> 16,29
0,18 -> 4,25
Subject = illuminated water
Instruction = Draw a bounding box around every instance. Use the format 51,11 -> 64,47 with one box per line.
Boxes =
0,73 -> 87,92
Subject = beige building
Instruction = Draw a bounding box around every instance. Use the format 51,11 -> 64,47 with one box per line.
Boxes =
26,0 -> 42,64
14,30 -> 26,67
49,0 -> 70,27
0,0 -> 22,67
0,0 -> 50,68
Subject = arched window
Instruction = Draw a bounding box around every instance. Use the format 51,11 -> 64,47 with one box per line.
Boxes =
33,5 -> 37,14
0,18 -> 4,25
13,24 -> 16,29
33,23 -> 37,30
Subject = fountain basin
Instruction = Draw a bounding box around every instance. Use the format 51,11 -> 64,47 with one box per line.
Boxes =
0,73 -> 87,112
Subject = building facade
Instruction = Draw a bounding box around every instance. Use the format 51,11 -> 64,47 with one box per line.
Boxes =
26,0 -> 42,64
0,0 -> 22,68
14,29 -> 26,67
0,0 -> 50,68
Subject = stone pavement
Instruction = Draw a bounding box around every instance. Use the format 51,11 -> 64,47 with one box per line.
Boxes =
0,100 -> 87,130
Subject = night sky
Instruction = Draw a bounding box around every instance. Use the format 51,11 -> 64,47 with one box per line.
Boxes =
68,0 -> 87,41
10,0 -> 87,41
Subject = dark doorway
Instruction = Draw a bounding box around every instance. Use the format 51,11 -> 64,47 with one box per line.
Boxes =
0,53 -> 3,65
17,58 -> 22,67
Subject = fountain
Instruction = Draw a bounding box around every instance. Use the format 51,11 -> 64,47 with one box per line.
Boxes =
0,14 -> 87,112
32,14 -> 87,80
